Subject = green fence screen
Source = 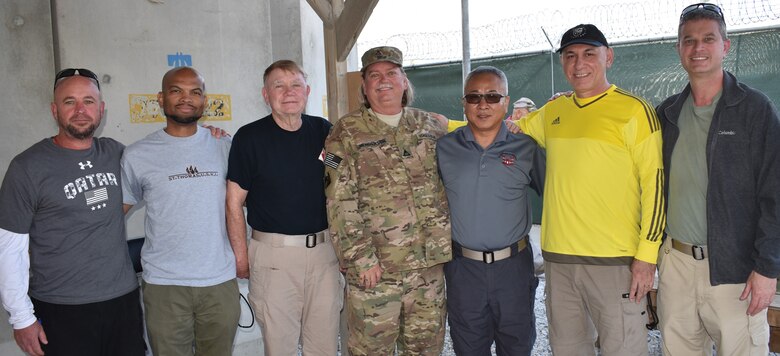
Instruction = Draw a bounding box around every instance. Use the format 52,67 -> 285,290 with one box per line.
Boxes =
406,29 -> 780,223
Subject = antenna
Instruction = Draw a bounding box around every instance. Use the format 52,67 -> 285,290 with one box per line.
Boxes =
541,27 -> 556,97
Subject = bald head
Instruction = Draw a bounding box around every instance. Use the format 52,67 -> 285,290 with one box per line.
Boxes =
162,66 -> 206,92
158,66 -> 207,125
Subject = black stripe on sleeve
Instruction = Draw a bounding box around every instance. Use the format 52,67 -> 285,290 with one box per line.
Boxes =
615,88 -> 661,133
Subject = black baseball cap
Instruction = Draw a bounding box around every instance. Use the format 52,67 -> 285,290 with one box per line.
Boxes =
557,24 -> 609,53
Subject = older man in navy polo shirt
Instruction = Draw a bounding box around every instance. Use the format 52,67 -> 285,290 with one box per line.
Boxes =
436,66 -> 545,355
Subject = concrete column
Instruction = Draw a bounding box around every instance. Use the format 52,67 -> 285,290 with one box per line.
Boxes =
0,0 -> 55,181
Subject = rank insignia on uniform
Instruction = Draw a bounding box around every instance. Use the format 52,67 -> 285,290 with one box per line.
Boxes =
324,152 -> 342,169
500,152 -> 516,166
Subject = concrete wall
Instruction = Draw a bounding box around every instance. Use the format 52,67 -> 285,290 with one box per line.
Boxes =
0,0 -> 54,351
0,0 -> 335,354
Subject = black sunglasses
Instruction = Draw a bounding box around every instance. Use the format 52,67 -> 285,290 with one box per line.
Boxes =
463,93 -> 506,104
54,68 -> 100,90
680,3 -> 724,21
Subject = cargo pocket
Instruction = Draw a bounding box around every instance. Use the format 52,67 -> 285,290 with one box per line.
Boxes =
748,311 -> 769,354
620,293 -> 648,352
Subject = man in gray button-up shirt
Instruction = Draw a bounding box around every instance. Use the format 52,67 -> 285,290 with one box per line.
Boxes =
436,66 -> 545,355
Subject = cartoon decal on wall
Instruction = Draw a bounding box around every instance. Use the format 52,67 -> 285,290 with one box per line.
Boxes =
129,94 -> 232,123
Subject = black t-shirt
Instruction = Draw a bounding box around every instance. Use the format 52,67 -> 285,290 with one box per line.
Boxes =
227,114 -> 332,234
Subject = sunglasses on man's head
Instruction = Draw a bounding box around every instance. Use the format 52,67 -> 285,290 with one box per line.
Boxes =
54,68 -> 100,90
463,93 -> 506,104
680,3 -> 724,21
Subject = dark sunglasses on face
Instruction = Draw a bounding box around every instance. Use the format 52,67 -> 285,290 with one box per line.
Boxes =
680,3 -> 724,21
463,93 -> 506,104
54,68 -> 100,90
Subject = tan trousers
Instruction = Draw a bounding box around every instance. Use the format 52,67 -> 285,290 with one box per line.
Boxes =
545,261 -> 648,356
657,238 -> 769,356
248,231 -> 344,356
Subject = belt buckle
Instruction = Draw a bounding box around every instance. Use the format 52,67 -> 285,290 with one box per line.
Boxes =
482,251 -> 495,264
306,234 -> 317,248
691,245 -> 705,260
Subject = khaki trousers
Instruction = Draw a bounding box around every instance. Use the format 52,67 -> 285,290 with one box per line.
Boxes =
143,279 -> 240,356
657,238 -> 769,356
545,261 -> 648,356
248,231 -> 343,356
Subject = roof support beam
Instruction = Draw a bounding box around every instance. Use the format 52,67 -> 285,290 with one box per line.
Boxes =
307,0 -> 378,122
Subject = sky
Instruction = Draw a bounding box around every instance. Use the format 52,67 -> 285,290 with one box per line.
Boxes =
357,0 -> 780,65
359,0 -> 606,41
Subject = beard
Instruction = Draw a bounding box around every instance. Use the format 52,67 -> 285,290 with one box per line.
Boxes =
59,113 -> 100,139
165,113 -> 202,125
66,123 -> 98,139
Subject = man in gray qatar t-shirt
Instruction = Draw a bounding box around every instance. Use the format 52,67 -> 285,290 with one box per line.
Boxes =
1,137 -> 138,304
0,69 -> 144,356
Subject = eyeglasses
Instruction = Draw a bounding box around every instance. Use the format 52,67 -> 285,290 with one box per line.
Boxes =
463,93 -> 506,104
680,3 -> 724,21
54,68 -> 100,90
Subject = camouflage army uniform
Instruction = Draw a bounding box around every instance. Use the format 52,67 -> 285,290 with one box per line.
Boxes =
324,105 -> 451,355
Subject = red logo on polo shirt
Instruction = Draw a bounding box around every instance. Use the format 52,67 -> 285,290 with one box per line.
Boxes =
500,152 -> 516,166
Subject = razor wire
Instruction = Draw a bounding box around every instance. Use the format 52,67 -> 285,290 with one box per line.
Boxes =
358,0 -> 780,66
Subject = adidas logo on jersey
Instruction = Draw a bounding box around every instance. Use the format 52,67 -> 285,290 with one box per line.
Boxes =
552,117 -> 560,125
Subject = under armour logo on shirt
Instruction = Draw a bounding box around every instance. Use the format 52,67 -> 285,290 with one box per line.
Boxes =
79,161 -> 93,170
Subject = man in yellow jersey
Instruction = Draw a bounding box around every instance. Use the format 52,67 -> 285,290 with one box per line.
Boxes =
517,24 -> 665,355
656,4 -> 780,355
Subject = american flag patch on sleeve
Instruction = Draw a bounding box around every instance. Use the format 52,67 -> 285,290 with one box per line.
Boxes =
324,152 -> 342,169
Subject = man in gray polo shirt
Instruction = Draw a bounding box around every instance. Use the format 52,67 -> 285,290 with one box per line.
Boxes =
436,66 -> 545,355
